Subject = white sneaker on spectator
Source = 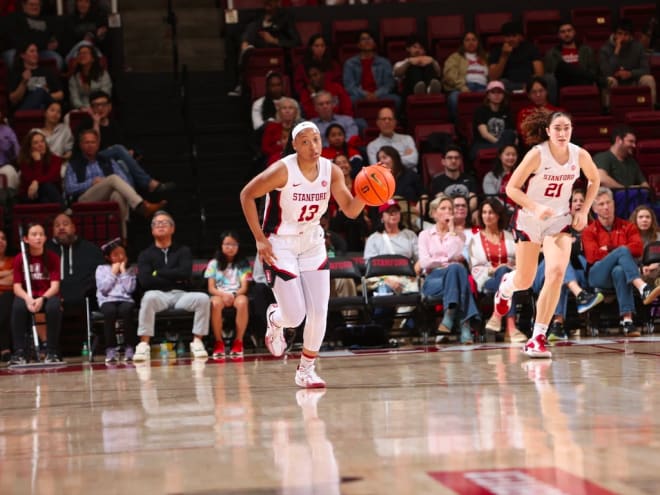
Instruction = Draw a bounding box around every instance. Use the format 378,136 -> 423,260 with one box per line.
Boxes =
133,342 -> 151,362
265,304 -> 286,357
190,339 -> 208,358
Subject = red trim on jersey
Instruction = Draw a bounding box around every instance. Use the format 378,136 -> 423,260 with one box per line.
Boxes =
263,190 -> 284,235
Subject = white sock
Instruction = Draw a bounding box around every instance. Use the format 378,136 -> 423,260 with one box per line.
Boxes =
638,285 -> 648,297
532,323 -> 548,339
299,352 -> 315,369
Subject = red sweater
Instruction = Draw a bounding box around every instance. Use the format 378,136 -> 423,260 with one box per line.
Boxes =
582,217 -> 643,265
19,154 -> 63,198
293,61 -> 343,99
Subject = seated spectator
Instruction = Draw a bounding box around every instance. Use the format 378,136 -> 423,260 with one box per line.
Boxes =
1,0 -> 64,70
419,195 -> 479,344
544,21 -> 599,89
443,31 -> 489,121
468,198 -> 522,342
228,0 -> 300,96
343,30 -> 399,107
599,18 -> 656,107
310,91 -> 358,147
0,229 -> 13,362
95,238 -> 137,363
77,91 -> 175,194
321,123 -> 364,177
630,206 -> 660,284
470,80 -> 517,160
451,195 -> 471,238
429,145 -> 478,215
261,97 -> 302,165
583,187 -> 660,337
532,189 -> 603,340
300,63 -> 353,119
47,212 -> 105,309
133,211 -> 210,361
9,42 -> 63,110
488,21 -> 547,96
366,107 -> 418,171
204,230 -> 251,359
64,129 -> 166,238
18,129 -> 63,205
593,126 -> 650,218
516,77 -> 561,150
328,154 -> 369,252
293,34 -> 342,97
482,144 -> 519,206
68,43 -> 112,110
251,70 -> 284,131
0,110 -> 20,193
64,0 -> 109,63
40,100 -> 74,161
393,35 -> 442,98
11,222 -> 63,365
377,145 -> 423,203
363,199 -> 418,331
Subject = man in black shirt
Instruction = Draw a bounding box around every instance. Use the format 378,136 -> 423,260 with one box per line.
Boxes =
133,211 -> 209,361
429,145 -> 478,219
8,42 -> 62,110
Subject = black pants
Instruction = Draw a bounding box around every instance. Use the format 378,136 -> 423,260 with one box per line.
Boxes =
23,183 -> 64,206
11,297 -> 62,354
0,291 -> 14,351
100,301 -> 136,348
402,64 -> 439,97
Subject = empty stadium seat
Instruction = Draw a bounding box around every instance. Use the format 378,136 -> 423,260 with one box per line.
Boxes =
244,48 -> 286,81
331,19 -> 369,52
571,7 -> 611,38
11,109 -> 44,143
405,94 -> 449,128
571,115 -> 615,146
523,9 -> 561,41
559,85 -> 602,116
636,139 -> 660,176
619,4 -> 657,34
456,91 -> 486,144
473,148 -> 498,184
475,12 -> 512,47
295,20 -> 322,45
421,153 -> 445,190
624,111 -> 660,140
71,201 -> 122,247
426,15 -> 464,63
12,203 -> 61,248
380,17 -> 417,61
508,92 -> 530,118
609,85 -> 653,121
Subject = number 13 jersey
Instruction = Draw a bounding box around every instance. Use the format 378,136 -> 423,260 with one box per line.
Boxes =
262,153 -> 332,236
523,141 -> 581,218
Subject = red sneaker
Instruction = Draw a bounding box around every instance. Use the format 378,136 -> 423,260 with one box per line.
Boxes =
229,339 -> 244,357
523,334 -> 552,359
212,341 -> 225,358
493,272 -> 513,317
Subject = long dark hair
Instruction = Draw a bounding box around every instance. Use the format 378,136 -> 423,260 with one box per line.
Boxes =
325,123 -> 349,153
477,197 -> 509,231
262,71 -> 283,123
492,144 -> 519,178
213,231 -> 248,271
22,222 -> 49,279
377,145 -> 404,178
303,34 -> 334,71
75,44 -> 104,82
13,42 -> 37,72
18,130 -> 53,173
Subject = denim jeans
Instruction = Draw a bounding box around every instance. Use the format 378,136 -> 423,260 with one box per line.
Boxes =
99,145 -> 152,191
423,263 -> 479,323
534,256 -> 587,318
16,87 -> 52,110
587,247 -> 641,315
484,265 -> 515,316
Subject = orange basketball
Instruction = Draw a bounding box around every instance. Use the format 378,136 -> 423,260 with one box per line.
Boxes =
354,165 -> 396,206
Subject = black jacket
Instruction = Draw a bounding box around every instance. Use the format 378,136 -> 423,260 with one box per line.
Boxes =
137,243 -> 193,292
47,237 -> 104,305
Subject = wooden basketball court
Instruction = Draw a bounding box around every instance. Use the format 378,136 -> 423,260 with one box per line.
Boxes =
1,336 -> 659,494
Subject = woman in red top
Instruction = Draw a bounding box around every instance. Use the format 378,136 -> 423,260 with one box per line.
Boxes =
0,229 -> 13,362
293,34 -> 342,97
11,222 -> 62,365
18,129 -> 64,205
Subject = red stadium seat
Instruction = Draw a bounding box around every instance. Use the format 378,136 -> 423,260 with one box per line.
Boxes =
609,85 -> 653,121
405,94 -> 449,128
331,19 -> 369,52
354,99 -> 396,128
380,17 -> 417,59
508,92 -> 530,119
475,12 -> 512,47
583,140 -> 610,156
647,173 -> 660,196
636,139 -> 660,176
67,110 -> 87,134
10,109 -> 44,144
619,4 -> 657,34
426,15 -> 464,64
571,115 -> 615,146
244,48 -> 286,81
624,111 -> 660,140
295,21 -> 322,45
473,147 -> 498,184
414,123 -> 456,151
421,153 -> 445,190
523,9 -> 561,41
571,7 -> 611,40
456,91 -> 486,144
71,201 -> 122,247
559,85 -> 602,116
582,30 -> 612,53
337,45 -> 360,66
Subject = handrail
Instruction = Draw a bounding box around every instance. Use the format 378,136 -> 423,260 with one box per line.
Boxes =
165,0 -> 180,80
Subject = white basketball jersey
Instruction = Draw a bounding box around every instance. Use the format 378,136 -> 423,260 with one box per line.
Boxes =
523,141 -> 581,217
263,153 -> 332,235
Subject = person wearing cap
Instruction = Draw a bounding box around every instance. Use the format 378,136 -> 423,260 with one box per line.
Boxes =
470,80 -> 517,160
241,121 -> 366,388
95,239 -> 137,363
544,21 -> 600,90
599,18 -> 656,107
392,35 -> 442,98
488,21 -> 549,97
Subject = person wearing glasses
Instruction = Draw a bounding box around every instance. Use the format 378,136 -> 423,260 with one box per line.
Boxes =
366,107 -> 418,172
133,211 -> 210,361
429,145 -> 479,217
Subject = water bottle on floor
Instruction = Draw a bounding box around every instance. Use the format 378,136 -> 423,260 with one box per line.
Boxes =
81,342 -> 89,360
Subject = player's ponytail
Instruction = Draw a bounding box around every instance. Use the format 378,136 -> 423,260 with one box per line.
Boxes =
521,108 -> 552,146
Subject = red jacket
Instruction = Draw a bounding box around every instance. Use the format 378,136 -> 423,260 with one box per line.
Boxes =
294,61 -> 343,99
300,81 -> 354,118
19,154 -> 63,198
582,217 -> 643,265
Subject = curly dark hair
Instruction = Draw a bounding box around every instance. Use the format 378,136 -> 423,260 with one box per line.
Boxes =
521,109 -> 572,146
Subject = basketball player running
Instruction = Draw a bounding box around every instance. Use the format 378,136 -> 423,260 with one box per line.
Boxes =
487,111 -> 600,358
240,122 -> 366,387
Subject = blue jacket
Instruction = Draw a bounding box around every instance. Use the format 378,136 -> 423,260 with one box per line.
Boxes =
342,55 -> 396,100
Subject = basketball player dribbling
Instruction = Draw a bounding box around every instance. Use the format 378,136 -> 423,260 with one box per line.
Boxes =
240,122 -> 367,387
487,111 -> 601,358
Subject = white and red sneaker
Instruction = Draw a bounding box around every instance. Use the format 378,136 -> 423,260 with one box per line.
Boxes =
265,304 -> 286,357
492,272 -> 513,317
523,334 -> 552,359
295,364 -> 326,388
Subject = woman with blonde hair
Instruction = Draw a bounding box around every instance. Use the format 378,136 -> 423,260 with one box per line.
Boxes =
261,97 -> 302,166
